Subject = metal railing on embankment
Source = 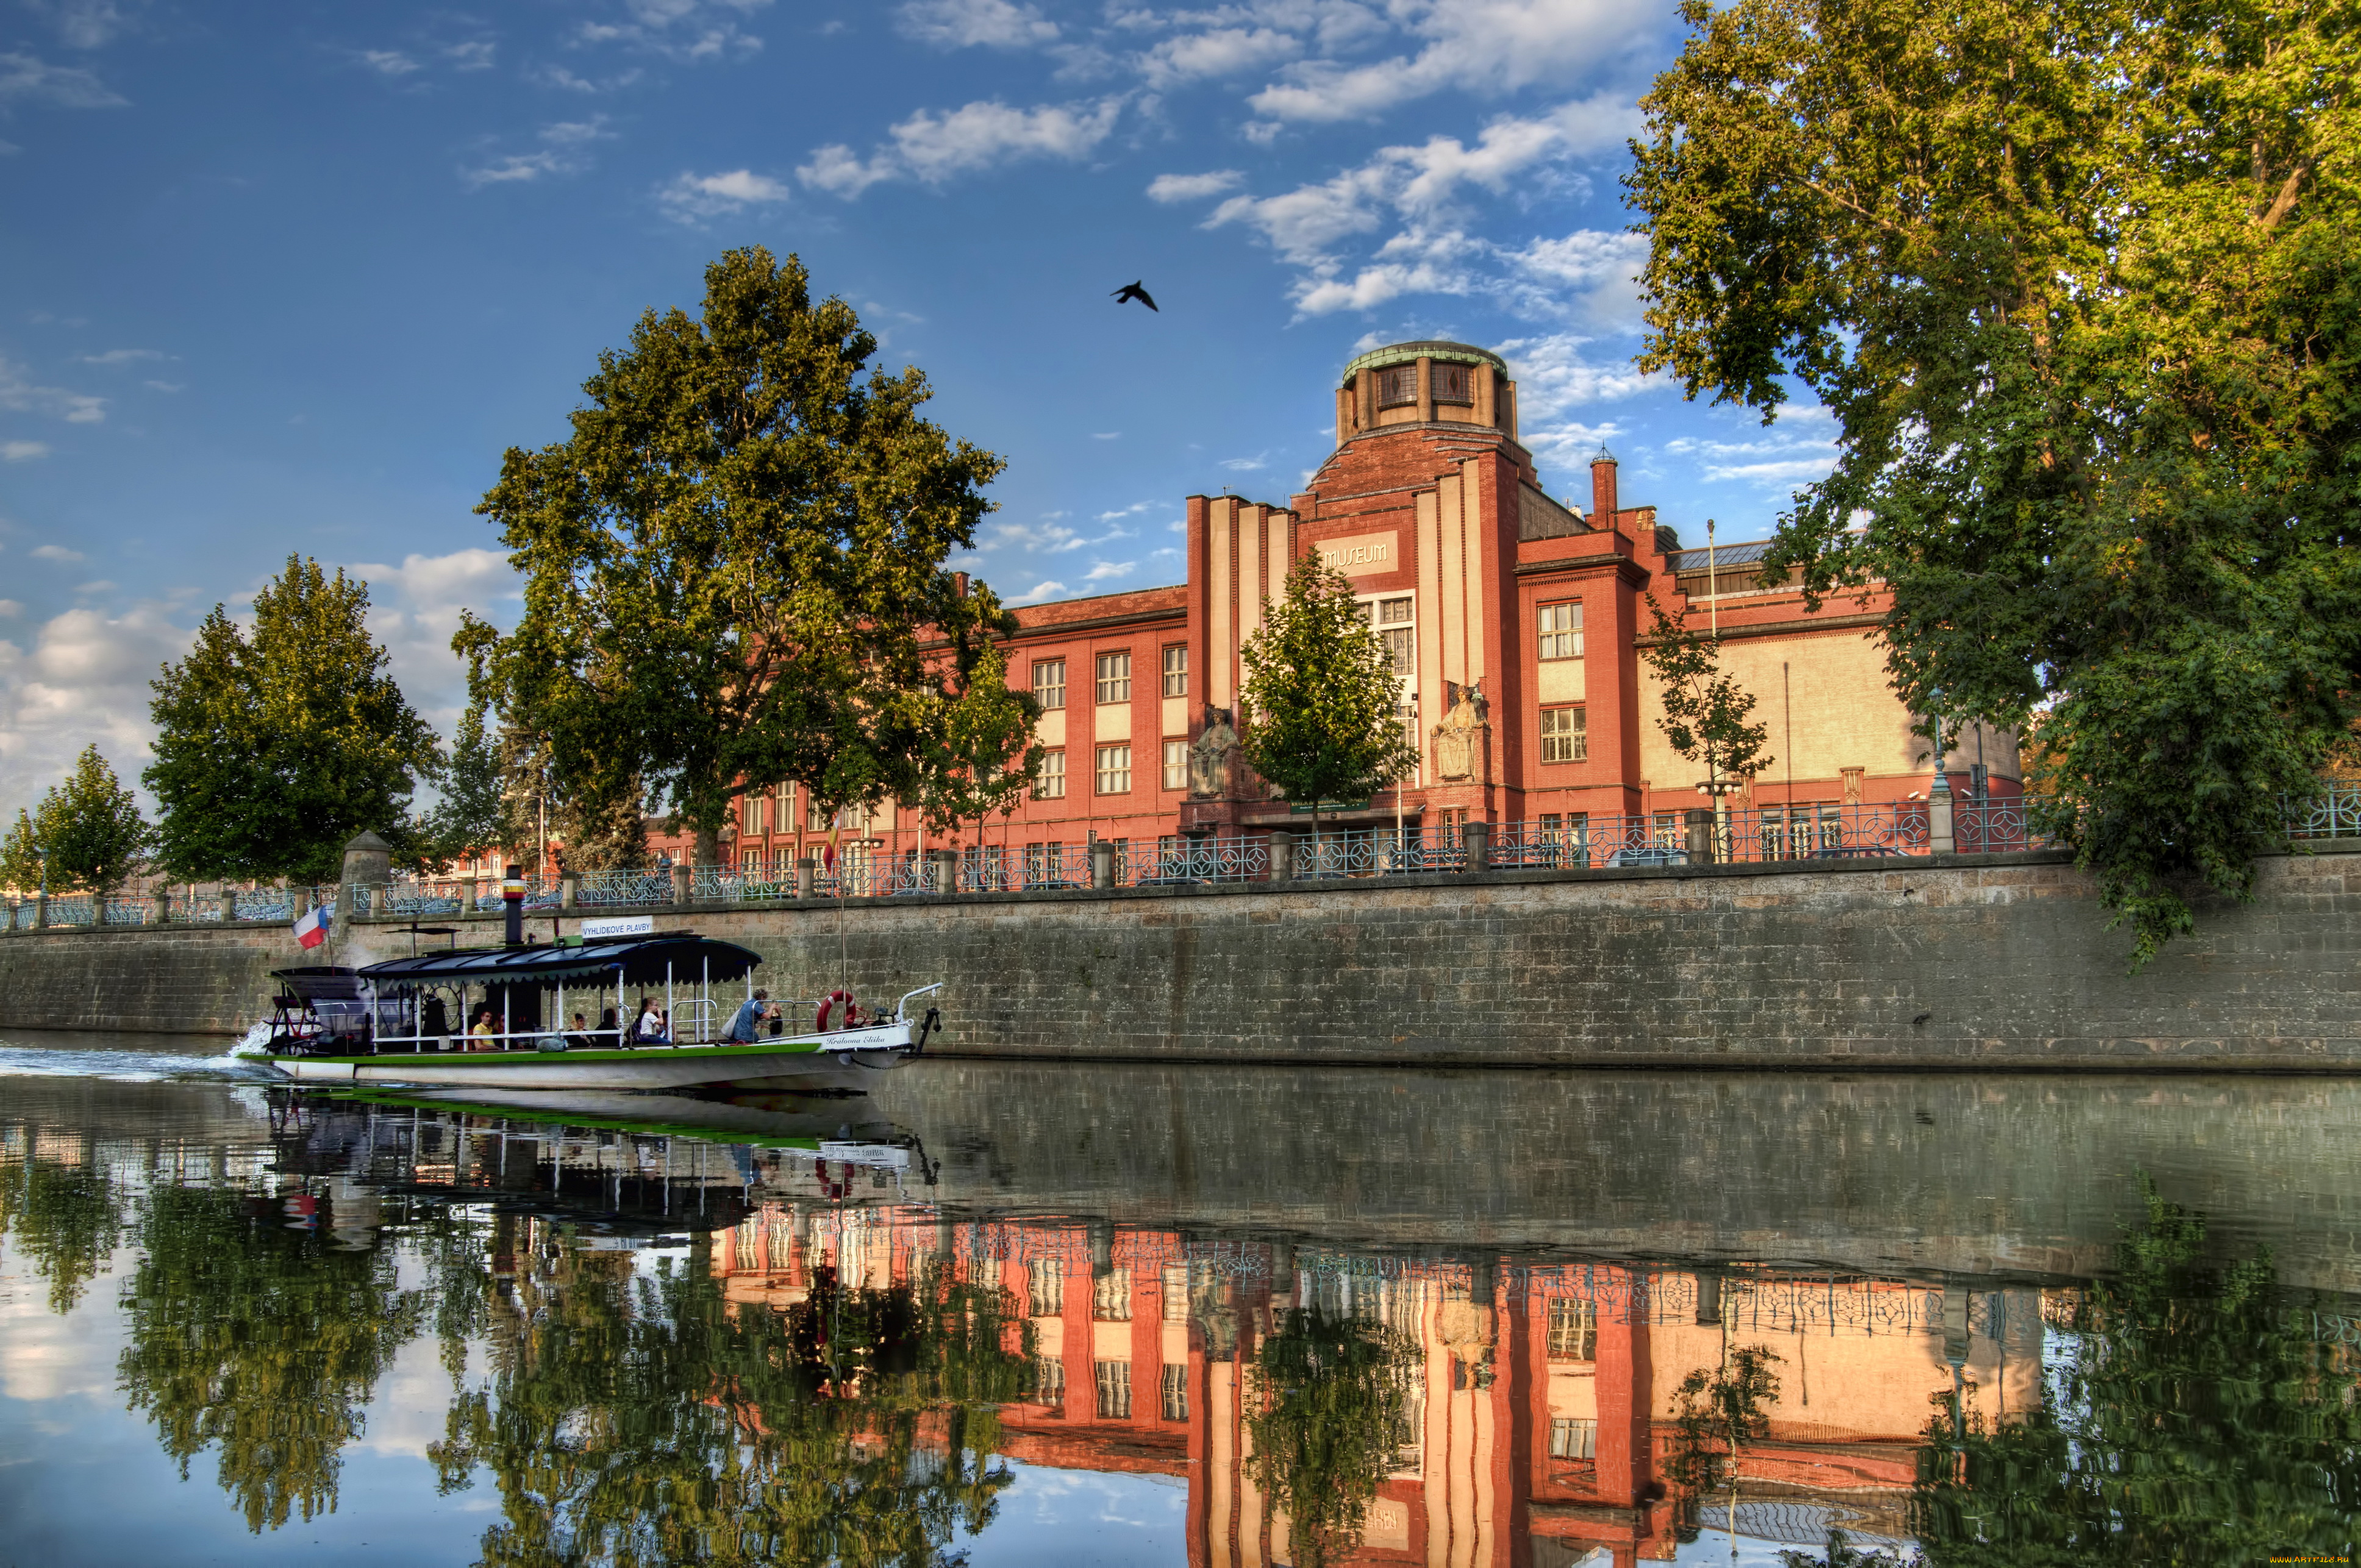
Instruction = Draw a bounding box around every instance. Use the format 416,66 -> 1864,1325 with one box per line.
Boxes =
7,786 -> 2356,930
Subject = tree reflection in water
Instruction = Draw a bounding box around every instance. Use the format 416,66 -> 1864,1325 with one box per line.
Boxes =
1245,1306 -> 1417,1568
115,1184 -> 429,1533
0,1140 -> 126,1313
430,1233 -> 1029,1568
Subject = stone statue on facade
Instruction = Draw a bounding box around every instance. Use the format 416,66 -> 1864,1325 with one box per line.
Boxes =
1189,706 -> 1239,798
1433,680 -> 1488,782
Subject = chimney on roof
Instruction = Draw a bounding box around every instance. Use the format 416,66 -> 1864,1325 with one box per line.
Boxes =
1590,444 -> 1619,526
954,571 -> 970,598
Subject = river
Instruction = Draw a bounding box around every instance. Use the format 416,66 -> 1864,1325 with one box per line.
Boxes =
1,1031 -> 2355,1566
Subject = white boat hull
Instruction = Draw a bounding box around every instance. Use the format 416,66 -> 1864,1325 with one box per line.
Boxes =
265,1019 -> 920,1091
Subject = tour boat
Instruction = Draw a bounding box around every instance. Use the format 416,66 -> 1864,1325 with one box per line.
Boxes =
259,931 -> 941,1091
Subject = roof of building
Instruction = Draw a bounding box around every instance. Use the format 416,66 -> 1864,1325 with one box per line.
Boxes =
1668,541 -> 1775,572
1340,340 -> 1509,382
1008,583 -> 1185,629
274,933 -> 764,990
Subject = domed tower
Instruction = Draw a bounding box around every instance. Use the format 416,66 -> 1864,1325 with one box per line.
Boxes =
1333,340 -> 1516,445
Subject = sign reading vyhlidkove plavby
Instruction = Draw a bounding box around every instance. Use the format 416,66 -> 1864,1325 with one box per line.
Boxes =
580,915 -> 655,939
1313,530 -> 1399,577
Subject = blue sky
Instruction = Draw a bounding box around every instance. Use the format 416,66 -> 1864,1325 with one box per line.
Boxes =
0,0 -> 1838,816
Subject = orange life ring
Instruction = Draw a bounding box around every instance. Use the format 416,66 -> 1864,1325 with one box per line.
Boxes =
817,989 -> 858,1031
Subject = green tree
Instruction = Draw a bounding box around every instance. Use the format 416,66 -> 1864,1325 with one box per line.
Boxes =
1238,555 -> 1419,841
1907,1182 -> 2361,1566
472,246 -> 1010,867
914,640 -> 1042,852
0,807 -> 43,894
1641,594 -> 1774,793
1245,1306 -> 1417,1568
146,556 -> 442,885
1626,0 -> 2361,965
34,744 -> 152,895
117,1182 -> 429,1533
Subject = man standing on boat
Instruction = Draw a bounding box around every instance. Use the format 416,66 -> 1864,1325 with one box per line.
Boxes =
723,989 -> 771,1044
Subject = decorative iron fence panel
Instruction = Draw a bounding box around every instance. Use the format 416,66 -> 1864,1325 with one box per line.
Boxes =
574,869 -> 675,907
2285,785 -> 2361,841
1129,833 -> 1270,885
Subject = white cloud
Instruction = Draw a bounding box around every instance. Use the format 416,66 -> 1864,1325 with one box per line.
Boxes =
897,0 -> 1057,48
343,548 -> 519,730
2,441 -> 49,461
1091,430 -> 1122,440
77,347 -> 163,365
1663,412 -> 1840,486
462,118 -> 613,188
0,600 -> 20,618
142,379 -> 181,392
30,543 -> 85,563
1219,453 -> 1268,471
23,0 -> 140,50
657,168 -> 793,223
800,97 -> 1123,196
446,40 -> 496,71
73,579 -> 114,594
1499,228 -> 1648,327
1145,169 -> 1243,203
1003,580 -> 1066,606
573,0 -> 770,62
0,602 -> 191,817
1082,560 -> 1136,582
1136,26 -> 1298,88
358,49 -> 422,76
1246,0 -> 1657,124
0,51 -> 126,109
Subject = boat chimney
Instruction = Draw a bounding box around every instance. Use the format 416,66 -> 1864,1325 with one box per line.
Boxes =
503,862 -> 524,947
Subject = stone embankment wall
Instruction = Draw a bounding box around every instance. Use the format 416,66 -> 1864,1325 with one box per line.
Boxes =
1,846 -> 2355,1068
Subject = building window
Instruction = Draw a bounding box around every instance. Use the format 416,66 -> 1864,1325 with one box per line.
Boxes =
1375,363 -> 1418,408
1031,1356 -> 1066,1409
1540,706 -> 1587,763
1548,1298 -> 1598,1361
1161,1363 -> 1189,1421
1432,362 -> 1472,404
1095,1360 -> 1134,1419
1162,644 -> 1188,697
1538,601 -> 1584,660
1093,1269 -> 1134,1322
1550,1417 -> 1598,1461
1034,658 -> 1066,710
1095,650 -> 1132,704
1029,1258 -> 1064,1317
1096,744 -> 1132,794
1035,749 -> 1066,800
1162,739 -> 1188,791
742,792 -> 765,836
1024,843 -> 1048,883
1162,1263 -> 1190,1322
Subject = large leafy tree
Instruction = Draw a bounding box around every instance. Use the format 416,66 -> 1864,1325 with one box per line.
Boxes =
473,246 -> 1012,866
1628,0 -> 2361,964
1238,555 -> 1419,839
146,555 -> 441,885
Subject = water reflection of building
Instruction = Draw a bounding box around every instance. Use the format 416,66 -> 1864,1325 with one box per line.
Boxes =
710,1206 -> 2043,1566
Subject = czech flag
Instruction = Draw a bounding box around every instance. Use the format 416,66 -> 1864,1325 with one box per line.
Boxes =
293,903 -> 332,949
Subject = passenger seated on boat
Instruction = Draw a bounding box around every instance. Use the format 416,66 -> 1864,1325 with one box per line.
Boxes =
596,1006 -> 621,1047
723,989 -> 770,1044
565,1012 -> 596,1050
469,1007 -> 498,1052
632,997 -> 670,1045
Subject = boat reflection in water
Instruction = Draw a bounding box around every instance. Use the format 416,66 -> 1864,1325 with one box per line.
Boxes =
4,1069 -> 2356,1567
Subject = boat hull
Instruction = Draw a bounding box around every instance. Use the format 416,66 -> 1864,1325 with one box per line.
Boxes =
264,1021 -> 919,1091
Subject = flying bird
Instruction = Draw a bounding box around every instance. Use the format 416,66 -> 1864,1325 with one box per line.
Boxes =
1112,280 -> 1159,312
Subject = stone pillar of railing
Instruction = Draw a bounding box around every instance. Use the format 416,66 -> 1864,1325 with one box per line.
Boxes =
32,893 -> 46,929
1684,808 -> 1717,865
795,857 -> 815,900
1266,830 -> 1293,882
559,875 -> 577,911
1463,819 -> 1492,874
154,886 -> 172,924
1929,777 -> 1956,854
1088,839 -> 1115,891
91,892 -> 107,927
223,888 -> 239,922
929,848 -> 959,894
671,864 -> 695,905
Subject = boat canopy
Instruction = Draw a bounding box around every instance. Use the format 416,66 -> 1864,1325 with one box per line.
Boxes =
273,933 -> 763,991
